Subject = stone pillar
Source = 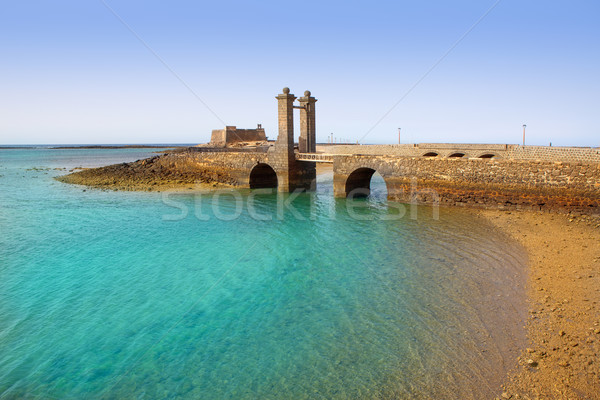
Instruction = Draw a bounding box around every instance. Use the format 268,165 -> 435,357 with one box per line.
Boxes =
332,157 -> 347,198
276,87 -> 296,150
271,87 -> 297,192
294,90 -> 316,191
298,90 -> 317,153
268,87 -> 316,192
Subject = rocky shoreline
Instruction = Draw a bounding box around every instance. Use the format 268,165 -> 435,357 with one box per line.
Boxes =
55,153 -> 235,191
482,210 -> 600,399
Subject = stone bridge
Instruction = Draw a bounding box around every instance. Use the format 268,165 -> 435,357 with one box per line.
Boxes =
184,88 -> 600,214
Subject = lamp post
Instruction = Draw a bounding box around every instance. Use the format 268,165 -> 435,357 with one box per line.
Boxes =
398,128 -> 401,144
522,124 -> 527,146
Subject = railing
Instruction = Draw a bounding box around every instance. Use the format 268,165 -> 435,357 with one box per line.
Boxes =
295,153 -> 335,163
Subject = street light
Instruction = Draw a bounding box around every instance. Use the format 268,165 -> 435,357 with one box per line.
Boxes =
398,128 -> 401,144
522,124 -> 527,146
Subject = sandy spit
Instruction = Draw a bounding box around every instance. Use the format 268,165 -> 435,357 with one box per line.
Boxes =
480,210 -> 600,399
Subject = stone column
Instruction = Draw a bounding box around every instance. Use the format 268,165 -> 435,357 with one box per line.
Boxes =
270,87 -> 297,192
275,87 -> 296,150
268,87 -> 316,192
297,90 -> 317,153
332,157 -> 347,198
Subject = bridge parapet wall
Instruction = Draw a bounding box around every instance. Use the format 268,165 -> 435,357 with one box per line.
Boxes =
164,150 -> 270,187
322,144 -> 600,163
333,155 -> 600,214
504,145 -> 600,163
166,149 -> 315,190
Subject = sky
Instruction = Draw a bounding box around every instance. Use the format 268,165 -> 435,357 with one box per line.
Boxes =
1,0 -> 599,146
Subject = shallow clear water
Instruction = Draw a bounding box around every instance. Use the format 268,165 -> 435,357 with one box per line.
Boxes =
0,149 -> 527,399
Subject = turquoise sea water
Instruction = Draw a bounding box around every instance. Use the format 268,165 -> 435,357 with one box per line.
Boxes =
0,148 -> 527,399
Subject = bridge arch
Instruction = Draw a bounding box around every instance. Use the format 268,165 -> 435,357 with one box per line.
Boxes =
421,152 -> 439,157
477,153 -> 498,159
448,152 -> 466,158
249,163 -> 278,189
344,167 -> 388,198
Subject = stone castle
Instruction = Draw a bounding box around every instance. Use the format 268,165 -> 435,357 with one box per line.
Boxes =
210,125 -> 267,147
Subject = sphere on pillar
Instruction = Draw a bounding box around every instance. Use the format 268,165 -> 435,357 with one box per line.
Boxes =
304,90 -> 311,97
283,87 -> 290,94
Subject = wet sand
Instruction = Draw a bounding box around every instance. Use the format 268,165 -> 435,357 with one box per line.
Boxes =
481,210 -> 600,399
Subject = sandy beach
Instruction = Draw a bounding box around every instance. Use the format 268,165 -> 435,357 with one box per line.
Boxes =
481,210 -> 600,399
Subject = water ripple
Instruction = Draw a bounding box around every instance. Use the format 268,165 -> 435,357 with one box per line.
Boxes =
0,149 -> 527,399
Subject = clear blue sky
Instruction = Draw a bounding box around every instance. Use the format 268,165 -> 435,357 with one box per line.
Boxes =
1,1 -> 598,146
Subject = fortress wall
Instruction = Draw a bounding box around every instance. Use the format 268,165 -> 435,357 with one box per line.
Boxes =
210,126 -> 267,147
230,128 -> 267,142
333,155 -> 600,214
209,130 -> 227,147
